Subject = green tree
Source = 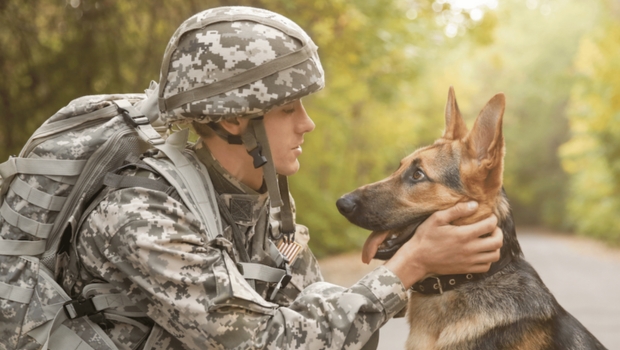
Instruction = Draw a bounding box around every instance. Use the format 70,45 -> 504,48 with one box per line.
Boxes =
0,0 -> 206,159
560,10 -> 620,245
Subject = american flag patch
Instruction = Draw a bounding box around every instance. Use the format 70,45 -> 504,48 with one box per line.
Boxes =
277,240 -> 303,265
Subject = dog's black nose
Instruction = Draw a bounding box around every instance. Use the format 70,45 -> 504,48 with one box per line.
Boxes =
336,196 -> 357,215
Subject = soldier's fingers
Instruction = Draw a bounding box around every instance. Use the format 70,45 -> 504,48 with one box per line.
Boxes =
471,249 -> 501,265
432,201 -> 479,226
456,215 -> 499,240
465,226 -> 503,254
466,262 -> 494,274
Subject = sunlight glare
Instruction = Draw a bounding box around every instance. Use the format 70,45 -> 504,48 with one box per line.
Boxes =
449,0 -> 498,9
470,8 -> 484,21
428,0 -> 499,38
445,23 -> 459,37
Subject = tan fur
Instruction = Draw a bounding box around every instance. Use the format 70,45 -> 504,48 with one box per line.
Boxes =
512,328 -> 553,350
405,290 -> 552,350
400,90 -> 512,350
339,88 -> 605,350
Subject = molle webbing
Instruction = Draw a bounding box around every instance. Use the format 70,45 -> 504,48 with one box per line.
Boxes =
215,194 -> 251,263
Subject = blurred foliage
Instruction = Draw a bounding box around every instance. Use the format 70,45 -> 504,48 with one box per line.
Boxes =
560,4 -> 620,245
424,0 -> 601,228
1,0 -> 619,256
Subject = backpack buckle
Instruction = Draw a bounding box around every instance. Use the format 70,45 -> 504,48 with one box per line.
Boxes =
120,108 -> 149,126
269,262 -> 292,301
63,298 -> 98,319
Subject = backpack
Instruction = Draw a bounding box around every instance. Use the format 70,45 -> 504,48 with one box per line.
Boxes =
0,92 -> 290,350
0,92 -> 164,349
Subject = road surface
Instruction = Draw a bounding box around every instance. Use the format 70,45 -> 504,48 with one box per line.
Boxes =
319,227 -> 620,349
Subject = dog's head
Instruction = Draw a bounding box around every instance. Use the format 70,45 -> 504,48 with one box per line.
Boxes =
337,87 -> 507,262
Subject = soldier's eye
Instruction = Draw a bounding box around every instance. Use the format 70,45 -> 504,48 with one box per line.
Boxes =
412,169 -> 425,181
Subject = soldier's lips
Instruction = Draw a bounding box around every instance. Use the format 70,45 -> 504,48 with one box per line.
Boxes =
361,221 -> 424,264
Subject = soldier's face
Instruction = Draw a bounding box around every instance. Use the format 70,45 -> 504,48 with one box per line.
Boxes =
264,99 -> 315,176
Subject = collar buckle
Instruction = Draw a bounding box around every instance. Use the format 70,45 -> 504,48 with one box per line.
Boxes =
429,276 -> 444,294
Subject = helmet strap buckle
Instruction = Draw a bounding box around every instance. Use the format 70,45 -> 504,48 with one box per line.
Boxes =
247,144 -> 268,168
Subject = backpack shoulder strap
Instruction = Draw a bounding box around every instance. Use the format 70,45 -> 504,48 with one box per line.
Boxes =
112,99 -> 222,240
142,128 -> 223,241
106,102 -> 292,299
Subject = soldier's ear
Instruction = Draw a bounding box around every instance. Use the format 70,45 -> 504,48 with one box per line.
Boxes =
219,117 -> 249,136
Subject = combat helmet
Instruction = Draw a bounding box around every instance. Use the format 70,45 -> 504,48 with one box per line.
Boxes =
157,6 -> 325,241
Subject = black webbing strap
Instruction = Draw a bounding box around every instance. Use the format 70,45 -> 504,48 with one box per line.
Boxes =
102,154 -> 175,193
206,122 -> 243,145
215,195 -> 251,263
277,175 -> 296,242
103,172 -> 172,193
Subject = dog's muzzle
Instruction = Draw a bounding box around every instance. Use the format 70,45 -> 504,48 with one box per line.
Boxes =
337,193 -> 429,261
373,221 -> 424,260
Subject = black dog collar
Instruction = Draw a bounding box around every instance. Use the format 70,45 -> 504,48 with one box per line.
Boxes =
411,273 -> 478,294
411,255 -> 514,295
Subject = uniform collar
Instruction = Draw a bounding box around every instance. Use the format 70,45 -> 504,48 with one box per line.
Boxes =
193,140 -> 268,226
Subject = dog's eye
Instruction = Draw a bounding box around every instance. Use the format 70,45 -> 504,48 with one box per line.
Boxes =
412,170 -> 425,181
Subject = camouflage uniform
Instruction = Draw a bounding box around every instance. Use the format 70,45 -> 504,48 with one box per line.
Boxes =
72,141 -> 408,349
72,6 -> 408,350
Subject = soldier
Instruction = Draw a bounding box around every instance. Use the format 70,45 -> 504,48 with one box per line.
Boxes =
70,6 -> 502,349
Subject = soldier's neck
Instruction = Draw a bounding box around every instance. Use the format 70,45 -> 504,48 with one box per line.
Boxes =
195,139 -> 265,195
202,136 -> 265,191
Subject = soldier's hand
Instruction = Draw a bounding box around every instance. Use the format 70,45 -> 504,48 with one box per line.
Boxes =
384,201 -> 503,289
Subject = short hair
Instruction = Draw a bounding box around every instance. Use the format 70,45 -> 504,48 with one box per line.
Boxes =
191,118 -> 240,139
192,121 -> 216,139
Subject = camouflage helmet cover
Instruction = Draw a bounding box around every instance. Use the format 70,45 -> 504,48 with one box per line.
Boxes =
158,6 -> 325,124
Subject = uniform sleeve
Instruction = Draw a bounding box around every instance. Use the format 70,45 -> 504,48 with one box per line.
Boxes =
78,187 -> 408,349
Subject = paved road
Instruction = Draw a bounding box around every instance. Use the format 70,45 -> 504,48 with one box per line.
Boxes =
319,228 -> 620,349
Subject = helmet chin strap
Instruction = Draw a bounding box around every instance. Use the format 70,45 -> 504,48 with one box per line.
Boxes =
248,117 -> 297,242
276,173 -> 296,242
207,117 -> 297,242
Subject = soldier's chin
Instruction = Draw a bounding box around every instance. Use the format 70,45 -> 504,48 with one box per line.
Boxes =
276,159 -> 300,176
361,221 -> 423,263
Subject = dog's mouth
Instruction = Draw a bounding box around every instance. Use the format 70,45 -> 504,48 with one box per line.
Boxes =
361,218 -> 427,263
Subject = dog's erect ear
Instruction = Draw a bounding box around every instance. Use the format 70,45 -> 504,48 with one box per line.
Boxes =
442,86 -> 468,140
467,93 -> 505,168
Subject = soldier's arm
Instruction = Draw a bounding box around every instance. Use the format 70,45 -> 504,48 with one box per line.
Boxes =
80,187 -> 406,349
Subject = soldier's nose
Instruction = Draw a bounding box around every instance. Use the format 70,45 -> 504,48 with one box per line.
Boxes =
336,195 -> 357,216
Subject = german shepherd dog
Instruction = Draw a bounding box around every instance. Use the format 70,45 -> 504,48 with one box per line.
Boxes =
336,88 -> 607,350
